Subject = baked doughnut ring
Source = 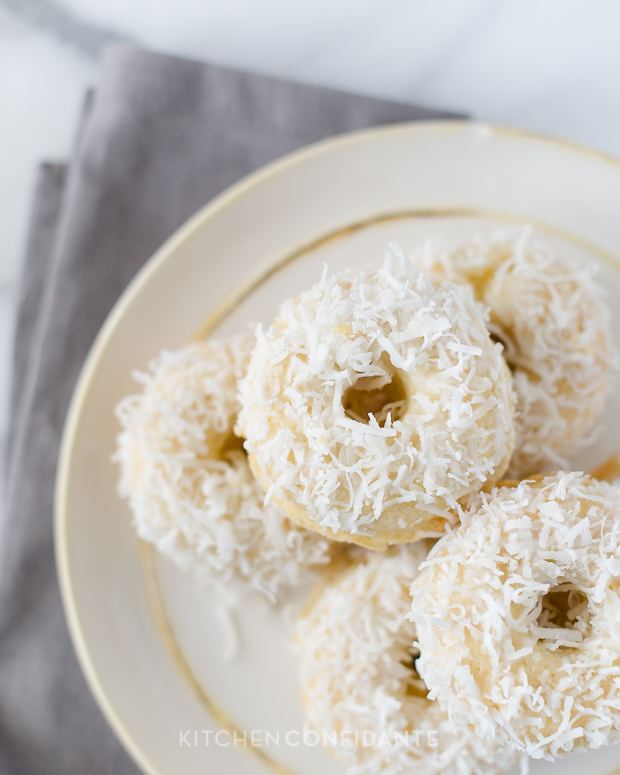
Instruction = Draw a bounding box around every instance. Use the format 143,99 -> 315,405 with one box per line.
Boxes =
296,546 -> 520,775
238,253 -> 515,549
413,229 -> 614,477
115,334 -> 330,601
410,472 -> 620,759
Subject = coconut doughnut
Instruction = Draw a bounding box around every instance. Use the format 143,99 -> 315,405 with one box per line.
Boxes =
115,334 -> 331,601
410,472 -> 620,759
238,251 -> 516,550
412,228 -> 614,477
295,546 -> 520,775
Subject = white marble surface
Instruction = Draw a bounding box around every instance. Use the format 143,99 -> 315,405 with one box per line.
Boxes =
3,0 -> 620,502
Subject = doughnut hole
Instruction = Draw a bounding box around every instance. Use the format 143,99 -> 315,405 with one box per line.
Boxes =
535,584 -> 591,646
489,324 -> 543,384
490,330 -> 509,353
219,429 -> 247,460
489,326 -> 516,372
403,648 -> 428,700
343,369 -> 408,427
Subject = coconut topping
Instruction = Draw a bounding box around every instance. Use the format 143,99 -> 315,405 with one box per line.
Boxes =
115,335 -> 330,601
410,472 -> 620,759
238,248 -> 515,543
413,228 -> 615,477
296,545 -> 520,775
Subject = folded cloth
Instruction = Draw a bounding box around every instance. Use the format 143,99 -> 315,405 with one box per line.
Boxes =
0,44 -> 460,775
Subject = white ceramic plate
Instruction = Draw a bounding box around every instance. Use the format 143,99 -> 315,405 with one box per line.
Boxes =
56,122 -> 620,775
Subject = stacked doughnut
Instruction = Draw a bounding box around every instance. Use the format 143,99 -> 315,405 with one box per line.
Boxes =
115,228 -> 619,773
411,228 -> 614,476
296,545 -> 521,775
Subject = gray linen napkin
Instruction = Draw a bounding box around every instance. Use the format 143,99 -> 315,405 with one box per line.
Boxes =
0,45 -> 459,775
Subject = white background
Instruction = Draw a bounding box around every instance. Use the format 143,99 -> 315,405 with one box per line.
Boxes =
2,0 -> 620,498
